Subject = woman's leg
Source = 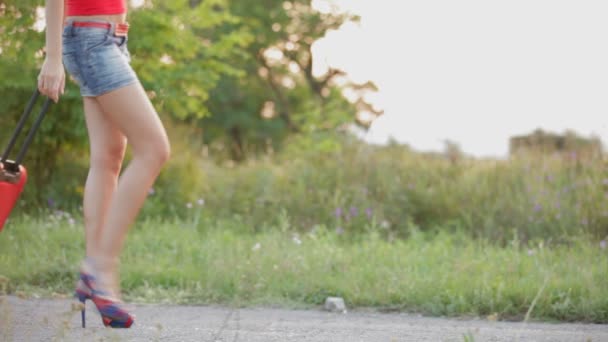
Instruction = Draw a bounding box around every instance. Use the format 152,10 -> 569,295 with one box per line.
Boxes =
88,81 -> 170,296
82,98 -> 127,260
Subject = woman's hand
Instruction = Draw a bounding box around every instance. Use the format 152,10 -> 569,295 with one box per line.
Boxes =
38,56 -> 65,103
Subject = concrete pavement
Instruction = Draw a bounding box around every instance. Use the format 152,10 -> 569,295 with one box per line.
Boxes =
1,296 -> 607,342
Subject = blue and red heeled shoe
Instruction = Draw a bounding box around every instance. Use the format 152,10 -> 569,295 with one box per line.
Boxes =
75,266 -> 134,328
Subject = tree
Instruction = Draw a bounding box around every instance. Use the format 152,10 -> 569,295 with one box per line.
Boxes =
201,0 -> 381,160
509,128 -> 603,158
127,0 -> 253,120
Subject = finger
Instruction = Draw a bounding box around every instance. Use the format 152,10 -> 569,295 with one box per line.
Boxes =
37,76 -> 45,94
45,77 -> 56,99
41,81 -> 50,98
52,80 -> 60,102
50,88 -> 58,103
41,76 -> 50,97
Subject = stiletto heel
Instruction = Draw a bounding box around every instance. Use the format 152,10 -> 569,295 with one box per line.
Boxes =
79,297 -> 86,328
74,278 -> 92,328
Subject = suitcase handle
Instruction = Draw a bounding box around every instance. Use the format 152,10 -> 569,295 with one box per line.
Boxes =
1,89 -> 52,173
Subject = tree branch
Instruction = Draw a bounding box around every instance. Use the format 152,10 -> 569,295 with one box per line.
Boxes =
256,51 -> 299,132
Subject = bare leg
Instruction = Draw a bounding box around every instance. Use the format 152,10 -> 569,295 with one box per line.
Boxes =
88,81 -> 170,297
82,98 -> 127,259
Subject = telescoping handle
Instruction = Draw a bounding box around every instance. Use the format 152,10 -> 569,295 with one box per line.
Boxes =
1,89 -> 52,172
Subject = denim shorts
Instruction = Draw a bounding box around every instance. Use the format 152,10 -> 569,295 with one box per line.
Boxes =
62,20 -> 138,97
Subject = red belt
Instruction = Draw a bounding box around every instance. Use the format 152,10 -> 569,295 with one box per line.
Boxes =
70,21 -> 129,37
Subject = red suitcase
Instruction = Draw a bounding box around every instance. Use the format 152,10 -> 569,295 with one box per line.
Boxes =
0,90 -> 51,232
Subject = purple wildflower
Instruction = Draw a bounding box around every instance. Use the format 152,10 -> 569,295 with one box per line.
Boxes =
334,207 -> 343,218
349,206 -> 358,217
600,240 -> 607,249
148,188 -> 155,196
533,203 -> 542,212
47,198 -> 55,208
366,208 -> 373,219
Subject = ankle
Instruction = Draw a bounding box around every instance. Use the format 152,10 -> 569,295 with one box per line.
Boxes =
85,255 -> 119,271
80,256 -> 121,298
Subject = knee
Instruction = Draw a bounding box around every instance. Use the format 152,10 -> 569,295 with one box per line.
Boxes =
140,137 -> 170,169
157,138 -> 171,165
90,143 -> 125,174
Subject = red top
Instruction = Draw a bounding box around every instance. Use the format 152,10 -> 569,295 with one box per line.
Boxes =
65,0 -> 126,16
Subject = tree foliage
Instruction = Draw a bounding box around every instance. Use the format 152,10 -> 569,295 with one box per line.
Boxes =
201,0 -> 379,160
509,128 -> 603,158
127,0 -> 252,120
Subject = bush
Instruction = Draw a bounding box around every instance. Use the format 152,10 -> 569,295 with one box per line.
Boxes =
12,133 -> 608,243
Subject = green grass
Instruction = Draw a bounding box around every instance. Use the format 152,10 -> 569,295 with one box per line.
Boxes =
1,215 -> 606,323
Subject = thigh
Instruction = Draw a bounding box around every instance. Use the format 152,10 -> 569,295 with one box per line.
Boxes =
95,82 -> 169,156
84,97 -> 127,166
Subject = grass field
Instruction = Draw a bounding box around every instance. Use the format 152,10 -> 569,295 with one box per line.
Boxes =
1,214 -> 606,324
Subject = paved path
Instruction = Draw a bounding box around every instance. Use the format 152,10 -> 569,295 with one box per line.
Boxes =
1,296 -> 606,342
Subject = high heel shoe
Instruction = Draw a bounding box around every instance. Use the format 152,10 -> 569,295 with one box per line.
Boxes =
78,260 -> 135,328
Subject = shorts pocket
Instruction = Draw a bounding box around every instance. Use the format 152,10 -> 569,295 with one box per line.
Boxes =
106,35 -> 131,63
111,35 -> 128,48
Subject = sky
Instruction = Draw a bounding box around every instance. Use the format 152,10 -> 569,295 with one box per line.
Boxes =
311,0 -> 608,158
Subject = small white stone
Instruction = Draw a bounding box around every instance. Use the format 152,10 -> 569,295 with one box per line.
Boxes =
324,297 -> 347,313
